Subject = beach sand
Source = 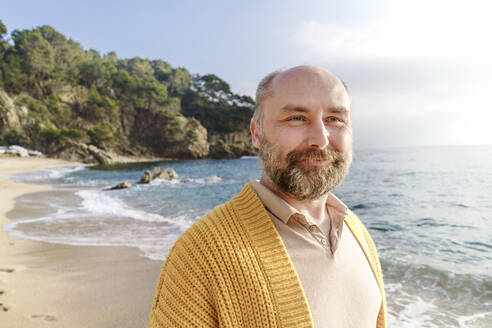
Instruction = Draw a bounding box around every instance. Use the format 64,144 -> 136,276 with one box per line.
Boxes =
0,157 -> 162,328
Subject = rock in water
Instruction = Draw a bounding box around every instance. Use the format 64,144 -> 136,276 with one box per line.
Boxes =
139,167 -> 179,184
107,181 -> 132,190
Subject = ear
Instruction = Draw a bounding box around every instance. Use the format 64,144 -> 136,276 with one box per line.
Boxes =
250,119 -> 261,149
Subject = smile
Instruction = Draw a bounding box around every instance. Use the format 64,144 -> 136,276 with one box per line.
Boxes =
302,159 -> 328,166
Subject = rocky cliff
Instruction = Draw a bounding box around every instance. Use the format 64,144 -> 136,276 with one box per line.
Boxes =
0,22 -> 257,163
0,89 -> 254,164
208,130 -> 256,158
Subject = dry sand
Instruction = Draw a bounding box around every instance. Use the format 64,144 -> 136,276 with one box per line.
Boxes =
0,157 -> 163,328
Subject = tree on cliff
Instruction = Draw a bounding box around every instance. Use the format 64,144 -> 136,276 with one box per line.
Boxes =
181,74 -> 255,134
0,20 -> 255,161
0,19 -> 7,53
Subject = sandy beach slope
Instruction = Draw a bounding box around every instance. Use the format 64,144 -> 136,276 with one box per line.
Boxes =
0,157 -> 162,328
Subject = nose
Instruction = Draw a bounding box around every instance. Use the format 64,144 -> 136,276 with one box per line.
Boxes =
308,118 -> 329,149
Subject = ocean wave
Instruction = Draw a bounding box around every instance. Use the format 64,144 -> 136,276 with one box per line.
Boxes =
3,189 -> 193,261
415,217 -> 448,228
148,178 -> 180,185
413,217 -> 478,231
70,179 -> 117,187
46,165 -> 90,179
352,202 -> 381,210
4,217 -> 180,261
76,189 -> 177,225
464,241 -> 492,252
181,176 -> 222,184
386,284 -> 439,328
386,281 -> 492,328
386,282 -> 489,328
9,165 -> 89,183
368,222 -> 404,232
456,311 -> 492,328
383,260 -> 492,305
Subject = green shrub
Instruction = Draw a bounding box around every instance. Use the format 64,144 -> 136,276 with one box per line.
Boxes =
168,118 -> 184,135
14,95 -> 49,114
40,127 -> 87,144
88,124 -> 113,146
62,128 -> 86,140
47,93 -> 61,114
4,129 -> 24,145
39,127 -> 60,143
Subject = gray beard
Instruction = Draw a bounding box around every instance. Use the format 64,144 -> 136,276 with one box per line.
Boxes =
258,138 -> 352,200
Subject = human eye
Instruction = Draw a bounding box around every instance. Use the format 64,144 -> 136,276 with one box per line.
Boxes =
283,115 -> 308,126
290,115 -> 306,121
325,116 -> 345,126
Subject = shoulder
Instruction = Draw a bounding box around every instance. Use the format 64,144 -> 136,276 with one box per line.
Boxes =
180,182 -> 263,241
170,183 -> 261,261
171,202 -> 235,260
150,203 -> 240,327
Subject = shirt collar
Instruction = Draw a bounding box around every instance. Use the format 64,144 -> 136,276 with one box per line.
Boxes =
249,179 -> 298,224
250,179 -> 348,254
249,179 -> 348,224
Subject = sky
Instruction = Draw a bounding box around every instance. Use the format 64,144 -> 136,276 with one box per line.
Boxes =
2,0 -> 491,149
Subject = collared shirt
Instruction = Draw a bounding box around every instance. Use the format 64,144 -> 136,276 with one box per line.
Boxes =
250,179 -> 382,328
250,179 -> 347,256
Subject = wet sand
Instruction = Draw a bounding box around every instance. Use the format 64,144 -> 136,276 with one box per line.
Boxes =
0,157 -> 162,328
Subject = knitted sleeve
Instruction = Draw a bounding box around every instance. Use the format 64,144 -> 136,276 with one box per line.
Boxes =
148,225 -> 218,328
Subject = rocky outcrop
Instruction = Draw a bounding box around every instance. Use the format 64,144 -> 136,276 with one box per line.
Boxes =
208,130 -> 256,158
0,87 -> 253,162
129,110 -> 210,159
106,181 -> 132,190
52,142 -> 116,164
0,91 -> 22,129
0,145 -> 43,157
139,166 -> 179,184
158,116 -> 209,158
0,91 -> 32,141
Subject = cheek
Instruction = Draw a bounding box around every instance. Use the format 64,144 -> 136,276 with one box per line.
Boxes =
330,128 -> 352,152
270,128 -> 305,149
265,132 -> 299,165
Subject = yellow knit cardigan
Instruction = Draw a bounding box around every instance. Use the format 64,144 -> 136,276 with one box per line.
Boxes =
149,183 -> 387,328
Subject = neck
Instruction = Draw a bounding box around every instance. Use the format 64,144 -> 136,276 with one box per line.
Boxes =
259,174 -> 329,225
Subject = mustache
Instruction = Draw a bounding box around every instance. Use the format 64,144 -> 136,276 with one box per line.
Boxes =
286,148 -> 343,167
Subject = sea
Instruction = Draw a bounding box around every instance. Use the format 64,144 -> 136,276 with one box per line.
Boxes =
4,145 -> 492,327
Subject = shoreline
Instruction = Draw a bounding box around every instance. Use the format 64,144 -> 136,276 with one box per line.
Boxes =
0,157 -> 162,328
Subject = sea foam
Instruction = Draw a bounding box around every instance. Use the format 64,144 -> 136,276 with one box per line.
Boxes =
8,165 -> 88,183
76,189 -> 172,223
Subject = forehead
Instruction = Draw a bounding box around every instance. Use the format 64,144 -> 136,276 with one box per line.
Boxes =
266,67 -> 350,113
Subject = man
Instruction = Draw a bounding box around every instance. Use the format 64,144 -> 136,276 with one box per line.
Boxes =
149,65 -> 387,328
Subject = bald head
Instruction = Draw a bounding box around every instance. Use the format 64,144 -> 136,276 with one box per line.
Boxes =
252,65 -> 351,132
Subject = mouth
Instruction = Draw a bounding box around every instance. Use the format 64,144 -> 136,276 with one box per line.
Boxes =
301,158 -> 328,167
